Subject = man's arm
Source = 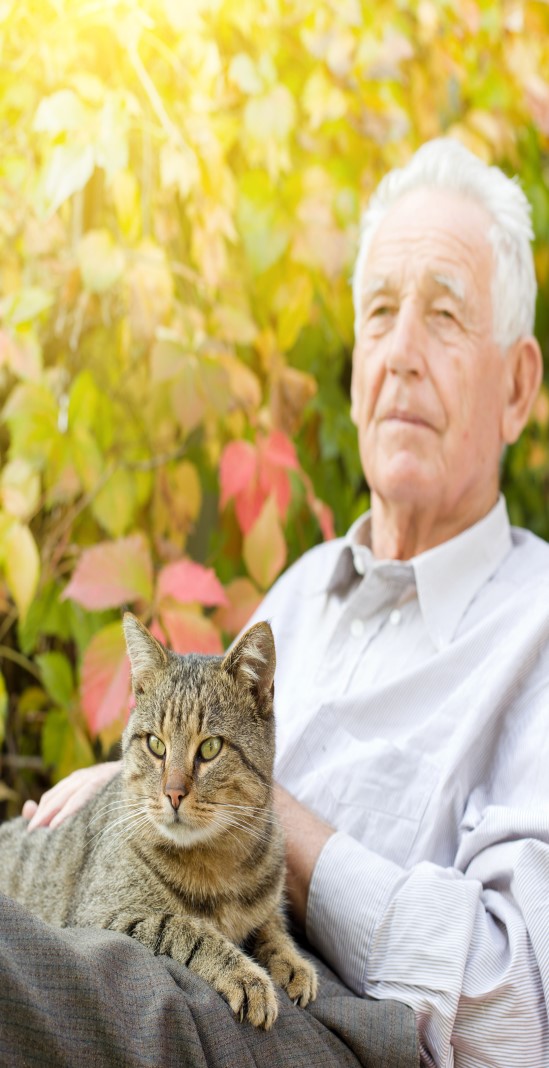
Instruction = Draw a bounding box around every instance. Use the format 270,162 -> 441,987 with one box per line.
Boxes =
273,784 -> 334,926
280,795 -> 549,1068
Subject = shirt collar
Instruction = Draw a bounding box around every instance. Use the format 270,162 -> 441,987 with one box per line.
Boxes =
326,495 -> 513,649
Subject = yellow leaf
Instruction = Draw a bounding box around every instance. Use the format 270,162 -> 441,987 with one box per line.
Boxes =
112,170 -> 141,240
243,496 -> 287,590
275,274 -> 314,352
244,84 -> 296,142
270,366 -> 317,436
160,141 -> 200,198
0,459 -> 40,521
303,71 -> 348,130
228,53 -> 264,95
91,468 -> 138,538
128,243 -> 173,343
218,353 -> 262,415
2,520 -> 40,620
77,230 -> 125,294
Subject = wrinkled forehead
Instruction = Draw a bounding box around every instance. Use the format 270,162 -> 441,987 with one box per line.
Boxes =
362,187 -> 495,298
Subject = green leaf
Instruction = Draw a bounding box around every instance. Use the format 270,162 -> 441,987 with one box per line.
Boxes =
41,708 -> 95,784
18,581 -> 74,655
2,382 -> 59,466
35,652 -> 74,708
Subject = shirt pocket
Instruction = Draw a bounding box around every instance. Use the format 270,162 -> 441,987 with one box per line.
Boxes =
303,708 -> 440,867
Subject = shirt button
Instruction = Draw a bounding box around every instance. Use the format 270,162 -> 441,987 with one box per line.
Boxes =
350,619 -> 364,638
353,555 -> 366,576
389,609 -> 401,625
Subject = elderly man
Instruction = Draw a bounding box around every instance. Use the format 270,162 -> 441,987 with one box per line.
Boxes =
17,139 -> 549,1067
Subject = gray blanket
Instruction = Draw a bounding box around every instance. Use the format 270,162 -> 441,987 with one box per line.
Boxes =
0,893 -> 418,1067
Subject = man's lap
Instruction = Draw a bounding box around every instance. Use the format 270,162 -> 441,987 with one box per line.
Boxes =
0,893 -> 418,1068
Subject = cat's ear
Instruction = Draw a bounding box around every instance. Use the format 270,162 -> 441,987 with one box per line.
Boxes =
123,612 -> 168,696
222,621 -> 276,709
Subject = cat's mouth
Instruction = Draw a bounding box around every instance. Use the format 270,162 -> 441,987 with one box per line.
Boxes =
155,805 -> 221,848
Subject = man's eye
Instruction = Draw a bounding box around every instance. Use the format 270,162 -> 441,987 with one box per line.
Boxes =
434,307 -> 456,321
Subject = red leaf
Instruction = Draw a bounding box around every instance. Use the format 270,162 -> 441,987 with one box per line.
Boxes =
63,534 -> 153,610
81,622 -> 131,735
259,463 -> 292,521
160,604 -> 223,655
234,480 -> 267,535
213,577 -> 263,637
219,440 -> 257,509
261,430 -> 300,470
156,559 -> 228,607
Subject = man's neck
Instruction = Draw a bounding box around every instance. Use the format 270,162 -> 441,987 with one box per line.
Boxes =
369,492 -> 499,561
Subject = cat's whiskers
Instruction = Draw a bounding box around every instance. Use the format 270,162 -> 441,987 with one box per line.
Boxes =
97,814 -> 154,863
206,801 -> 274,824
208,810 -> 273,846
90,808 -> 152,851
88,799 -> 148,826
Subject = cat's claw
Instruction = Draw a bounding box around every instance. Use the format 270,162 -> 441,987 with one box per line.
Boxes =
222,963 -> 279,1029
266,952 -> 318,1008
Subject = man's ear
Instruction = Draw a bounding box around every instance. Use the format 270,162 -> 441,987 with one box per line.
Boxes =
350,344 -> 361,427
501,335 -> 544,445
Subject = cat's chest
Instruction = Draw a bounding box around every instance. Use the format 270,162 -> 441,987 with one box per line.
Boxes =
136,848 -> 271,940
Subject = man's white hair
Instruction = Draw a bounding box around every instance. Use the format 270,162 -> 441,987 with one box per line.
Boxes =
352,138 -> 537,350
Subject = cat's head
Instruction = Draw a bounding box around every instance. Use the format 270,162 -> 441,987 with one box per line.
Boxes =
121,613 -> 276,849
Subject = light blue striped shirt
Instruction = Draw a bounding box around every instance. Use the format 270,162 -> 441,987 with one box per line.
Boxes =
250,496 -> 549,1067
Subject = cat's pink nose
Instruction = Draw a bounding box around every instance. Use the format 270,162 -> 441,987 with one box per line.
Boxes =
164,783 -> 188,811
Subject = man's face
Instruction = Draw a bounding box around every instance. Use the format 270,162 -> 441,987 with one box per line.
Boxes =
351,187 -> 509,534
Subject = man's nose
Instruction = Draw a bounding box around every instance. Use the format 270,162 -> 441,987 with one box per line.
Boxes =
385,303 -> 426,376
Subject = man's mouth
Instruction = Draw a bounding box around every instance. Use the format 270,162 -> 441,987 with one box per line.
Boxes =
381,408 -> 433,428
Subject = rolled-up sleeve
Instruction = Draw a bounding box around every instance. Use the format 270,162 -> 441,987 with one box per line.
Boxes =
307,814 -> 549,1067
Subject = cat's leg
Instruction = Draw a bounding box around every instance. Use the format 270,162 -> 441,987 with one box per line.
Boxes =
105,910 -> 279,1029
252,909 -> 318,1007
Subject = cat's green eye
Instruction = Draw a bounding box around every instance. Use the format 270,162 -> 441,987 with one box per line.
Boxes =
199,736 -> 222,761
147,734 -> 166,758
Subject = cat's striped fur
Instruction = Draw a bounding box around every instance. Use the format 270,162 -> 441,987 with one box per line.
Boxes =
0,614 -> 317,1028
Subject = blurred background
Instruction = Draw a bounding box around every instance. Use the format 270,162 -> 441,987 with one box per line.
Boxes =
0,0 -> 548,812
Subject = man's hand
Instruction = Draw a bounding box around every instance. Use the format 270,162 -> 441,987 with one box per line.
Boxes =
273,783 -> 334,928
22,762 -> 122,831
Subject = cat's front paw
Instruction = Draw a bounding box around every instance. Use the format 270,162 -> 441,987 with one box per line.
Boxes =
268,951 -> 318,1008
219,958 -> 279,1029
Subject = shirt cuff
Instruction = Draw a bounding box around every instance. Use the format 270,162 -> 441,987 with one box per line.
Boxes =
305,830 -> 404,993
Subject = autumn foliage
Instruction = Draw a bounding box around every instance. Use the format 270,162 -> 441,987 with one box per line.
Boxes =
0,0 -> 548,807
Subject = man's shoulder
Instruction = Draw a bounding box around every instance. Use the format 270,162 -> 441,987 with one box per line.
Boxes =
258,536 -> 346,616
508,526 -> 549,586
282,536 -> 346,588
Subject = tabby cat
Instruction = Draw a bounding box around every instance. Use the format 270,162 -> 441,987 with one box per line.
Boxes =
0,614 -> 317,1028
